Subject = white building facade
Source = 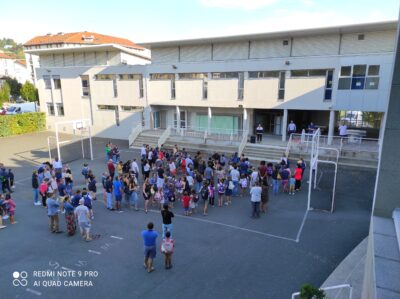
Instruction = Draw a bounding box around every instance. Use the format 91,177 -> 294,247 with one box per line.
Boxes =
26,22 -> 397,142
0,52 -> 31,84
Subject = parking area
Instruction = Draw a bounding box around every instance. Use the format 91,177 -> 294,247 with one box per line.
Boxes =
0,131 -> 375,299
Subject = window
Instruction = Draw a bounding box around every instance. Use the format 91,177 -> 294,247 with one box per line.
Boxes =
171,76 -> 176,99
324,70 -> 333,101
150,73 -> 174,80
211,72 -> 239,79
278,71 -> 285,100
43,75 -> 51,89
338,64 -> 379,90
238,72 -> 244,100
53,76 -> 61,89
81,75 -> 90,97
283,40 -> 289,46
291,69 -> 327,77
113,77 -> 118,97
248,71 -> 280,79
203,79 -> 208,100
120,106 -> 143,111
358,34 -> 365,40
178,73 -> 208,80
95,74 -> 114,80
118,74 -> 142,80
46,103 -> 55,115
56,103 -> 64,116
138,75 -> 144,98
97,105 -> 117,110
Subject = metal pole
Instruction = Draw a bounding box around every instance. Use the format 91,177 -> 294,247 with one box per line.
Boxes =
81,129 -> 85,159
307,134 -> 314,211
47,137 -> 52,161
331,162 -> 338,213
55,124 -> 61,161
89,125 -> 93,161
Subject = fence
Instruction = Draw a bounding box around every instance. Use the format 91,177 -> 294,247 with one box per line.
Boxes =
291,284 -> 353,299
169,125 -> 246,143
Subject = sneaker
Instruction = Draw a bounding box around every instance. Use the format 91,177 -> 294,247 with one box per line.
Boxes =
2,215 -> 9,220
224,202 -> 229,206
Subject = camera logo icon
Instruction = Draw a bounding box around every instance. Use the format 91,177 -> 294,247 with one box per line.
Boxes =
12,271 -> 28,287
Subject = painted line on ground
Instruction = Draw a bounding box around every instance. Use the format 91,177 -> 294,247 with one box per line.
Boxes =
146,209 -> 297,243
88,250 -> 101,255
26,288 -> 42,296
110,236 -> 123,240
295,209 -> 309,243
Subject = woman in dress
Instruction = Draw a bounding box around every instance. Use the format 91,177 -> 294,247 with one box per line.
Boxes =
64,196 -> 76,236
142,178 -> 151,213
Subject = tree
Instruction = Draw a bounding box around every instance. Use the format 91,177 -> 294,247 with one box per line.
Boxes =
0,81 -> 11,106
20,81 -> 38,102
4,76 -> 22,99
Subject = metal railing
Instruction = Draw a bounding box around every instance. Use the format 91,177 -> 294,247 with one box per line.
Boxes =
238,130 -> 249,156
287,131 -> 379,157
169,125 -> 245,143
158,126 -> 171,148
128,123 -> 143,146
291,284 -> 353,299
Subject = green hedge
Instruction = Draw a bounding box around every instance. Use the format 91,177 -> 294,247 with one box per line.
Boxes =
0,112 -> 46,137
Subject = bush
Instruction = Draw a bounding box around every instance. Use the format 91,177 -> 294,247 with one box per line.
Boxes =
0,112 -> 46,137
300,284 -> 326,299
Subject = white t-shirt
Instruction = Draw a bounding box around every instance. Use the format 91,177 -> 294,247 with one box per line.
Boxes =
230,169 -> 240,182
250,186 -> 262,202
339,125 -> 347,136
148,151 -> 153,160
75,205 -> 90,223
131,161 -> 139,173
143,163 -> 150,172
186,175 -> 194,186
169,162 -> 176,171
53,160 -> 62,169
251,171 -> 258,184
140,147 -> 147,156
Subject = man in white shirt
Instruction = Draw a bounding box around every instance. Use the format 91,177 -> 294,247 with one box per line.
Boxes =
250,182 -> 262,218
53,157 -> 63,172
338,123 -> 348,137
287,120 -> 297,135
75,199 -> 92,241
140,145 -> 147,160
131,158 -> 140,178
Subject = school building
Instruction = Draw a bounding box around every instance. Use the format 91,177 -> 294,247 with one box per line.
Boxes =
23,21 -> 397,144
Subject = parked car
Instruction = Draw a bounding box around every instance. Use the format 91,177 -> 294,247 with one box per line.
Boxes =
5,102 -> 37,115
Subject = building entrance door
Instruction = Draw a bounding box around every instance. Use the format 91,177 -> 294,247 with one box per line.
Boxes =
254,110 -> 282,135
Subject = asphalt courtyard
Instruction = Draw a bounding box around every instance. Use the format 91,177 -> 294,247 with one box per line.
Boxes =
0,131 -> 376,299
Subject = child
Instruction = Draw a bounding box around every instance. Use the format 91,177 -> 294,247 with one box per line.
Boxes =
0,194 -> 7,228
239,174 -> 248,197
82,163 -> 90,184
161,231 -> 174,269
201,181 -> 209,216
154,187 -> 163,210
217,179 -> 225,207
4,194 -> 16,224
208,181 -> 215,207
117,161 -> 123,175
190,190 -> 199,214
289,175 -> 296,195
182,191 -> 190,216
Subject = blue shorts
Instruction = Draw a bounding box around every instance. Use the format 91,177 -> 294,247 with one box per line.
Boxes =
115,194 -> 122,201
144,246 -> 156,259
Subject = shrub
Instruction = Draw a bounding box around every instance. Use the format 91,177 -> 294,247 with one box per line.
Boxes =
0,112 -> 46,137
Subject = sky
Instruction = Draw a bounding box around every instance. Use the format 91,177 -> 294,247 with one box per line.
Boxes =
1,0 -> 399,44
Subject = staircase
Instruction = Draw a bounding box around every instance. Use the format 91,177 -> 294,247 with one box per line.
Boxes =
243,143 -> 286,162
130,130 -> 164,149
163,136 -> 238,155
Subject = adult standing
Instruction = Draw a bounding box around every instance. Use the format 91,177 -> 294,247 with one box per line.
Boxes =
46,193 -> 62,233
307,122 -> 316,134
287,120 -> 297,136
64,196 -> 76,236
260,178 -> 269,213
230,165 -> 240,197
338,122 -> 348,137
32,170 -> 40,206
105,175 -> 114,210
256,123 -> 264,143
75,198 -> 92,241
161,205 -> 174,238
141,222 -> 158,273
113,176 -> 123,211
250,181 -> 262,218
52,157 -> 63,174
107,159 -> 115,179
142,178 -> 151,213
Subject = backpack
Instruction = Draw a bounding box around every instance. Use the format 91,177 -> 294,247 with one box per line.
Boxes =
162,239 -> 174,253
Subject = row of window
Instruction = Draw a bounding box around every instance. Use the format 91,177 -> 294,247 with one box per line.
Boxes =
338,65 -> 380,90
46,103 -> 64,116
97,105 -> 142,111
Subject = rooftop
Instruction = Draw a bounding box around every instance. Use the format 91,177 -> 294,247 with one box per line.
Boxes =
24,31 -> 144,50
138,20 -> 398,48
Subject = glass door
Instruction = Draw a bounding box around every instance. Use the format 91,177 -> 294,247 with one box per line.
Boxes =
153,111 -> 160,129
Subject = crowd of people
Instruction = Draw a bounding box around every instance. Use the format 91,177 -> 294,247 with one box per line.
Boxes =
1,141 -> 308,271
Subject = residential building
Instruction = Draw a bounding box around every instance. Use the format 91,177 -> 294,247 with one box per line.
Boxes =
0,52 -> 31,84
23,32 -> 150,139
25,21 -> 396,142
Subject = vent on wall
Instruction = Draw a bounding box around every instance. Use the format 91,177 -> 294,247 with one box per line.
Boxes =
282,40 -> 289,46
358,34 -> 365,40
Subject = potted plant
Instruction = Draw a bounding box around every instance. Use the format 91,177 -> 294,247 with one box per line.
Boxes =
300,284 -> 326,299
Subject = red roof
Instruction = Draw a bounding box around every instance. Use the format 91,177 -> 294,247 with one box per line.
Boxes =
0,52 -> 14,59
24,31 -> 143,50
